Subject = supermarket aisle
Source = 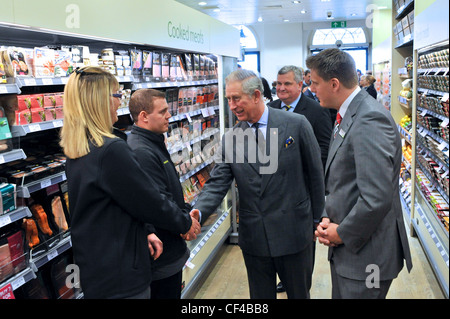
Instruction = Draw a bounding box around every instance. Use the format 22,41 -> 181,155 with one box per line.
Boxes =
192,230 -> 445,299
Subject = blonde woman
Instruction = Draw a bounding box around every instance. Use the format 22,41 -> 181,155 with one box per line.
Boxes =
360,74 -> 377,99
60,67 -> 200,299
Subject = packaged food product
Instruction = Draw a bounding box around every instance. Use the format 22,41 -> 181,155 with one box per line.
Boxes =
8,47 -> 33,77
51,196 -> 68,231
130,49 -> 142,76
15,110 -> 32,125
33,47 -> 55,78
152,51 -> 161,81
162,53 -> 170,80
22,218 -> 40,249
54,50 -> 73,77
30,204 -> 53,236
31,108 -> 46,122
142,50 -> 152,77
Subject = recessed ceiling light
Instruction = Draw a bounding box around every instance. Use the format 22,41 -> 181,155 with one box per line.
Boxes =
283,19 -> 290,22
301,9 -> 307,14
213,8 -> 220,12
292,1 -> 301,4
350,13 -> 357,16
258,17 -> 263,22
198,2 -> 207,5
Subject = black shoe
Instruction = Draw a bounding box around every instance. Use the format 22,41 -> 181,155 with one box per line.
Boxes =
276,281 -> 285,293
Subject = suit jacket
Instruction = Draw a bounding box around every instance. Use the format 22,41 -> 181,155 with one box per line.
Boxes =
324,89 -> 413,281
268,95 -> 331,169
195,108 -> 325,257
365,84 -> 377,99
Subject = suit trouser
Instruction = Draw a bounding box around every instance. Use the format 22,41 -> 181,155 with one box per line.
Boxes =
330,259 -> 393,299
242,242 -> 313,299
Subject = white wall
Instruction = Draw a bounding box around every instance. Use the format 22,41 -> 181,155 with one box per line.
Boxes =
249,23 -> 304,84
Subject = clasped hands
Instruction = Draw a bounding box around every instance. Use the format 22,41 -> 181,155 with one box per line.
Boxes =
315,218 -> 343,247
181,209 -> 201,241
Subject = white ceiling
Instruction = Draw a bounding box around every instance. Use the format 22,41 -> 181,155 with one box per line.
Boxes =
174,0 -> 390,26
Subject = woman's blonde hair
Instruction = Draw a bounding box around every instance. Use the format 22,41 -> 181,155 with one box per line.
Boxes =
60,66 -> 118,159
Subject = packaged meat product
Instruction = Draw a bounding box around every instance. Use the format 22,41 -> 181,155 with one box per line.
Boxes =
51,196 -> 68,231
22,218 -> 40,249
30,204 -> 53,236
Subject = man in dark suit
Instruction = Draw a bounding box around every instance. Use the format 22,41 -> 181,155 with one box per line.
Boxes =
308,49 -> 413,298
268,65 -> 331,169
194,69 -> 325,299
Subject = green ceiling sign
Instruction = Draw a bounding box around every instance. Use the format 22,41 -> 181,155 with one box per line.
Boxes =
331,21 -> 347,28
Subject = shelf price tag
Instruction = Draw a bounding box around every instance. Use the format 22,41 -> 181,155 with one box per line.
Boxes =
23,78 -> 36,86
28,124 -> 41,133
0,214 -> 12,228
437,141 -> 447,151
47,249 -> 59,261
53,120 -> 63,128
41,179 -> 52,189
441,118 -> 449,128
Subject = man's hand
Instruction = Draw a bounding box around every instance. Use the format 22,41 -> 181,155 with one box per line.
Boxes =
315,218 -> 343,247
190,209 -> 200,221
181,214 -> 201,241
147,233 -> 163,260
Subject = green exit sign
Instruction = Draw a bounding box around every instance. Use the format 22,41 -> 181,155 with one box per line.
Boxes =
331,21 -> 347,28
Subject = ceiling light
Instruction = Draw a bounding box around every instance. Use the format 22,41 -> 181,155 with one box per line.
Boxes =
283,19 -> 290,22
350,13 -> 357,16
258,17 -> 263,22
213,8 -> 220,12
198,2 -> 207,5
300,9 -> 307,14
292,1 -> 301,4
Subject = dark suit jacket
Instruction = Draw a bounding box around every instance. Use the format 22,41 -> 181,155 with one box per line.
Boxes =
365,84 -> 377,99
324,89 -> 413,281
194,108 -> 325,257
268,95 -> 332,169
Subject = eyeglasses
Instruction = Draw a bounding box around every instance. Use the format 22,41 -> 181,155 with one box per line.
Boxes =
111,93 -> 123,98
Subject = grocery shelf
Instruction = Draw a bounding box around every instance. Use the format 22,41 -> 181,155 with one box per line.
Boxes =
0,206 -> 32,228
0,148 -> 27,164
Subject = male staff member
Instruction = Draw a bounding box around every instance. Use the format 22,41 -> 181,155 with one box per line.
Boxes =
194,69 -> 325,299
307,49 -> 413,299
268,65 -> 331,169
128,89 -> 200,299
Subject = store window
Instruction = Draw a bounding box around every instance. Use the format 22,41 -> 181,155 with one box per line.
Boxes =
237,25 -> 260,74
311,27 -> 369,73
312,28 -> 367,46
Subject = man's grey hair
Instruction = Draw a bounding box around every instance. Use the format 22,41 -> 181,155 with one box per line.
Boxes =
225,69 -> 264,97
278,65 -> 304,83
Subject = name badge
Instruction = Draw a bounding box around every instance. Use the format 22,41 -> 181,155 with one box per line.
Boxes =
339,129 -> 346,138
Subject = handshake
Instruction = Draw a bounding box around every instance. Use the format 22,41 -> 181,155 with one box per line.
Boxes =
181,209 -> 201,241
